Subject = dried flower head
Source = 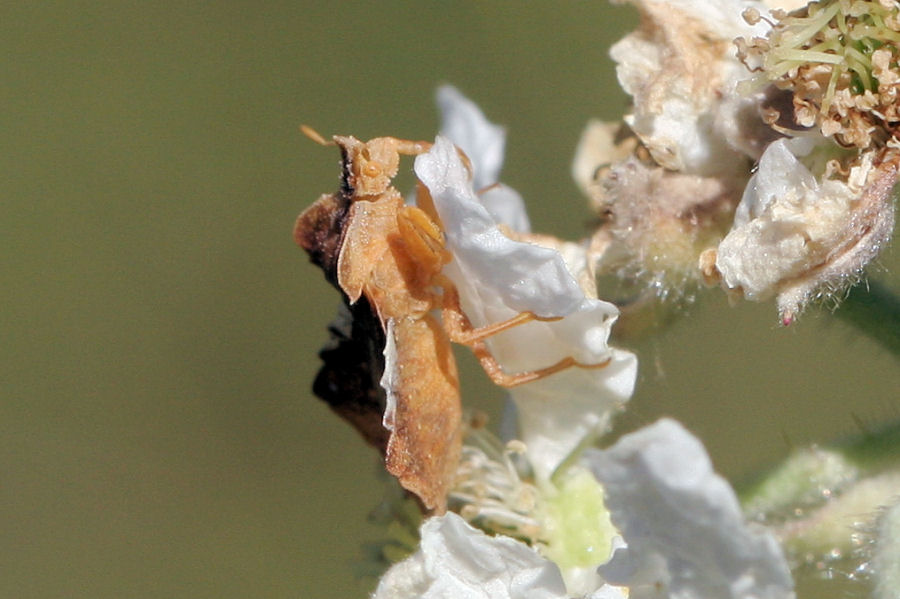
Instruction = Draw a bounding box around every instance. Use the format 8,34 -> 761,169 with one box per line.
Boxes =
575,121 -> 746,302
739,0 -> 900,148
609,0 -> 773,174
577,0 -> 899,322
576,0 -> 774,304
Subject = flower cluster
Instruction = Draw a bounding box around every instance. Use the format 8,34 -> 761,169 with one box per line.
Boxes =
374,422 -> 794,599
575,0 -> 898,323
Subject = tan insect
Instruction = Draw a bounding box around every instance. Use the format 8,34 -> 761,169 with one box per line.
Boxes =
295,127 -> 607,512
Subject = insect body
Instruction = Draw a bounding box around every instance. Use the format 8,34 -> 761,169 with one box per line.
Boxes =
296,133 -> 463,512
295,130 -> 607,512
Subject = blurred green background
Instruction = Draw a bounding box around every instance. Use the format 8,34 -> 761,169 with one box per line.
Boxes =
3,2 -> 898,597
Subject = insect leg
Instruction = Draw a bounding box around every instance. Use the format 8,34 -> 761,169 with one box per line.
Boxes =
435,275 -> 610,387
467,340 -> 610,388
435,274 -> 560,345
392,139 -> 433,156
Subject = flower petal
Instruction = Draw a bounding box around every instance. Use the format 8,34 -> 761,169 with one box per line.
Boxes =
510,350 -> 636,480
716,138 -> 833,299
437,86 -> 530,232
374,512 -> 569,599
415,136 -> 586,319
588,419 -> 794,599
437,85 -> 506,191
476,183 -> 531,234
714,138 -> 895,320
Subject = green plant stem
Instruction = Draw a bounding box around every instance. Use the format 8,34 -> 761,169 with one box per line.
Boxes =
835,280 -> 900,357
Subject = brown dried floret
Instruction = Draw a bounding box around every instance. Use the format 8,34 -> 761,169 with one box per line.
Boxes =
738,0 -> 900,149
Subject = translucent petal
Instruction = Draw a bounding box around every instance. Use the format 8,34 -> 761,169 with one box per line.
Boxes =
437,85 -> 530,231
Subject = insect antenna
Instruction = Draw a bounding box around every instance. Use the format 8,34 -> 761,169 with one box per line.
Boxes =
300,124 -> 333,146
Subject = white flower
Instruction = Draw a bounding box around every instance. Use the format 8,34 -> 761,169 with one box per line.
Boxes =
379,420 -> 797,599
380,90 -> 793,599
414,137 -> 637,479
374,511 -> 630,599
588,418 -> 794,599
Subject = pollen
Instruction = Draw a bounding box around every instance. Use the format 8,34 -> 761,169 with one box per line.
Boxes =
739,0 -> 900,148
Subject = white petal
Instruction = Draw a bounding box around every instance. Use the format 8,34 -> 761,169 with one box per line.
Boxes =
437,85 -> 506,191
437,86 -> 530,232
588,419 -> 794,599
478,183 -> 531,233
374,513 -> 568,599
511,350 -> 636,480
587,585 -> 630,599
415,136 -> 586,319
